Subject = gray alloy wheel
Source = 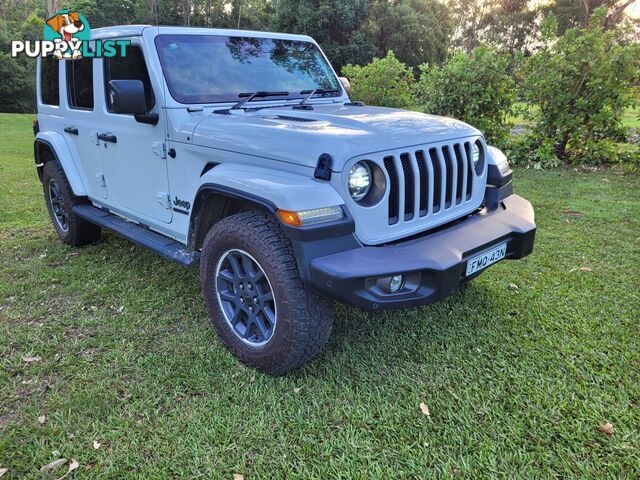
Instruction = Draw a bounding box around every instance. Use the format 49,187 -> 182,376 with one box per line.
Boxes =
214,248 -> 277,347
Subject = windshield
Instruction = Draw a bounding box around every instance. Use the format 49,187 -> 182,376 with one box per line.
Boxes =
154,34 -> 342,104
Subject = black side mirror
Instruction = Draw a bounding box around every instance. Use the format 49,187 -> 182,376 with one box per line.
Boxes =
108,79 -> 147,115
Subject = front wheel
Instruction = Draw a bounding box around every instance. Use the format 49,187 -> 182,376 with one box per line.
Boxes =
200,211 -> 333,375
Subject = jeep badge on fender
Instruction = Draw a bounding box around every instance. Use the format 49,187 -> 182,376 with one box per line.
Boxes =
33,25 -> 535,374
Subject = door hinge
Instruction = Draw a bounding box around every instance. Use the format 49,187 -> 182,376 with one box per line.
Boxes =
157,192 -> 171,209
152,141 -> 167,159
96,173 -> 106,187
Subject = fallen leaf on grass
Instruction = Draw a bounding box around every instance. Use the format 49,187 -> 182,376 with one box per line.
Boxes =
38,415 -> 46,425
0,468 -> 8,477
419,403 -> 431,417
569,266 -> 593,272
293,387 -> 303,394
22,356 -> 42,363
40,458 -> 67,472
93,441 -> 101,449
561,209 -> 584,216
598,422 -> 614,435
508,283 -> 519,291
55,459 -> 78,480
249,376 -> 255,383
233,474 -> 244,480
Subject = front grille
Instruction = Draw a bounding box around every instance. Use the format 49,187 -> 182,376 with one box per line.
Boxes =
381,140 -> 482,226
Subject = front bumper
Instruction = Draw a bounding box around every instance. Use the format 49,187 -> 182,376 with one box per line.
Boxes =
307,194 -> 536,311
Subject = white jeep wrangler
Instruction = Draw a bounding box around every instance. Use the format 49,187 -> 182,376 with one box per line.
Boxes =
34,26 -> 536,374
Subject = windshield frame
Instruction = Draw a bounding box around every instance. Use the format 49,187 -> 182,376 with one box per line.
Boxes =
153,33 -> 344,105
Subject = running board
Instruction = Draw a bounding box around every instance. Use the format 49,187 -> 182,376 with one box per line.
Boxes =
72,205 -> 200,267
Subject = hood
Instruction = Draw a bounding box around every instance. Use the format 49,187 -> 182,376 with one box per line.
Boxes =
191,104 -> 481,172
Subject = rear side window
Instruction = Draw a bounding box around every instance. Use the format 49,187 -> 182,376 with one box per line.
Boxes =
66,58 -> 94,110
104,46 -> 154,113
41,57 -> 59,106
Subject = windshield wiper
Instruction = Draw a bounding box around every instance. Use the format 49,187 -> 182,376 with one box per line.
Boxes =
215,91 -> 289,114
293,88 -> 342,110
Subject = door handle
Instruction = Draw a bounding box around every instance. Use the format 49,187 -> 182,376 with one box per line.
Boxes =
64,126 -> 79,135
97,133 -> 117,143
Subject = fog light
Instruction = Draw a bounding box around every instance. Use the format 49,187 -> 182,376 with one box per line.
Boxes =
389,275 -> 404,292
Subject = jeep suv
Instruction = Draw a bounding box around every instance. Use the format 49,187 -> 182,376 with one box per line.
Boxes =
34,26 -> 535,374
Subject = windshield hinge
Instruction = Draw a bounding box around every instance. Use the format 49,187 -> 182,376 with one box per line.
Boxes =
152,141 -> 167,159
314,153 -> 333,181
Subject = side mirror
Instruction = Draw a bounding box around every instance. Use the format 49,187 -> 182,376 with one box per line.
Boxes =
339,77 -> 351,96
107,79 -> 147,114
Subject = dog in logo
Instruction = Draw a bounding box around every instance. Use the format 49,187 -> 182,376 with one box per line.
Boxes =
46,11 -> 85,59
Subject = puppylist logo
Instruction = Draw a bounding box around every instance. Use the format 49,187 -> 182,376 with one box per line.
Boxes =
11,10 -> 130,59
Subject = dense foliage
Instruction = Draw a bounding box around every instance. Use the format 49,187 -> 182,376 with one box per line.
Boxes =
515,8 -> 640,166
416,45 -> 516,146
342,51 -> 414,108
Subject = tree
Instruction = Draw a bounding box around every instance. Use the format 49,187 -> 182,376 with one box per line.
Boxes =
416,45 -> 516,145
544,0 -> 638,33
518,8 -> 640,163
342,51 -> 415,108
272,0 -> 374,70
366,0 -> 452,68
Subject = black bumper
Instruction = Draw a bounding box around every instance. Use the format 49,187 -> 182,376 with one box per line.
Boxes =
306,194 -> 536,311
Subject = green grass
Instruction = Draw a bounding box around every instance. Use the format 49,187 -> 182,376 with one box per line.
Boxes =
1,113 -> 639,479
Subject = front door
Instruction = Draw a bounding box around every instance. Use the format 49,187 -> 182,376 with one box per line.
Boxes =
96,43 -> 172,223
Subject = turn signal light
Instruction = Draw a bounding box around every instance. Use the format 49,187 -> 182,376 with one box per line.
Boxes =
277,210 -> 303,227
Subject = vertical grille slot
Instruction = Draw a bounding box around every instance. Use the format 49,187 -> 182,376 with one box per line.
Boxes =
442,146 -> 454,208
428,148 -> 442,213
453,143 -> 465,204
415,150 -> 428,216
464,142 -> 473,199
384,156 -> 399,224
400,153 -> 414,220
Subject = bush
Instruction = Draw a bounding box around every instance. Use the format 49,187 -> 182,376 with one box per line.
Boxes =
517,8 -> 640,166
341,51 -> 414,108
415,45 -> 517,147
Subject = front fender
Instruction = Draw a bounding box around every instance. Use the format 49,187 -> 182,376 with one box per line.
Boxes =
196,163 -> 345,212
35,132 -> 87,197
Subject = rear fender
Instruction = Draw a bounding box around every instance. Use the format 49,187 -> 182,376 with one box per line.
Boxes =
34,132 -> 87,196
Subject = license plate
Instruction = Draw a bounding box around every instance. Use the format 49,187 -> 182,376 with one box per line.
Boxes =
465,243 -> 507,277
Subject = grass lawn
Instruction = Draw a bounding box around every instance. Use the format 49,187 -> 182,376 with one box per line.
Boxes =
1,113 -> 639,479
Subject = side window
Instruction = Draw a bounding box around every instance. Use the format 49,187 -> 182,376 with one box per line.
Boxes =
41,57 -> 59,106
66,58 -> 94,110
104,46 -> 154,113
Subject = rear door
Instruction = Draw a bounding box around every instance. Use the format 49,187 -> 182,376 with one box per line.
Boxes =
96,41 -> 172,223
62,56 -> 107,199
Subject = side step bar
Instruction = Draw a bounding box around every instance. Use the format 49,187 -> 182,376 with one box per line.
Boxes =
72,205 -> 200,268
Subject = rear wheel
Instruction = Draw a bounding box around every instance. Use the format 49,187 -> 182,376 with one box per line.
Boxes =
42,160 -> 101,246
200,211 -> 333,375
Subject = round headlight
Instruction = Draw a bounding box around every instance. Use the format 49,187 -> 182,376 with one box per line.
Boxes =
348,162 -> 372,202
472,143 -> 480,165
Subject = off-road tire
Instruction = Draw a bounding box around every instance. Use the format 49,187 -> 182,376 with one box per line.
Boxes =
200,210 -> 333,375
42,160 -> 101,246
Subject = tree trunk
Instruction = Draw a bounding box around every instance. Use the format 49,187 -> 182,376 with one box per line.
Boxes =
555,133 -> 571,160
46,0 -> 58,17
